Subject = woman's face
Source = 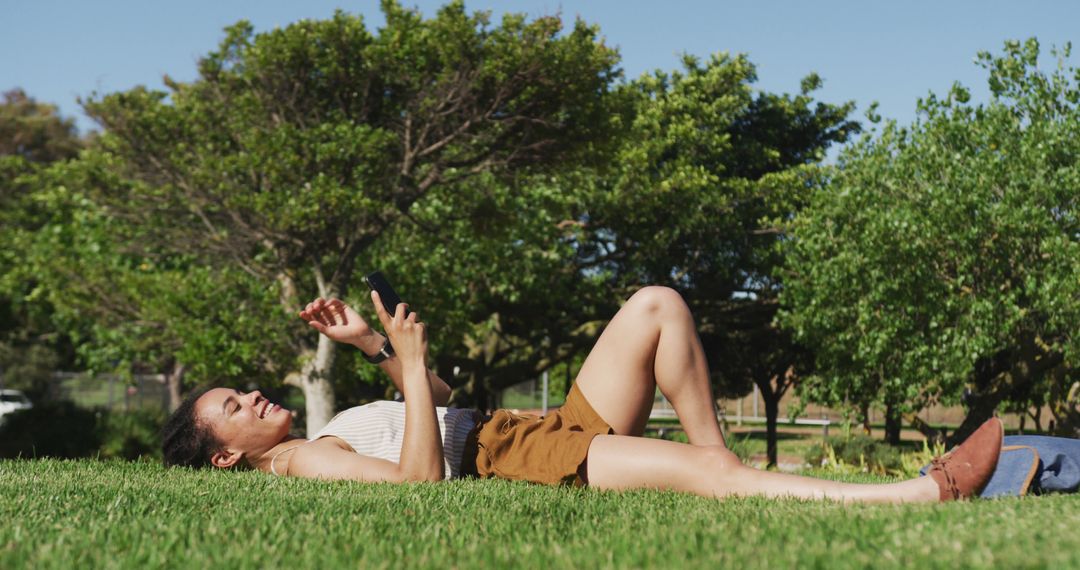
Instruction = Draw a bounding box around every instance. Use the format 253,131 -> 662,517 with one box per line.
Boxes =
195,388 -> 292,466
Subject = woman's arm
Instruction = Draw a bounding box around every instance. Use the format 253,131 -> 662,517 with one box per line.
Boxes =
297,295 -> 446,481
371,292 -> 444,481
288,439 -> 418,482
300,298 -> 452,406
353,329 -> 453,406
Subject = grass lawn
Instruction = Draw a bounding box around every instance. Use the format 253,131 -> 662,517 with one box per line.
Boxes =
2,459 -> 1074,569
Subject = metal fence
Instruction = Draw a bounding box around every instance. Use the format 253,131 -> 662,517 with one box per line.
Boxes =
496,373 -> 566,412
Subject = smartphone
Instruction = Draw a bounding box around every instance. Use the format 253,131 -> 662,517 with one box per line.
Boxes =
364,271 -> 410,317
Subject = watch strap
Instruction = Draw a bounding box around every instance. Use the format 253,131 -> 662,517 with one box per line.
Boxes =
361,338 -> 395,364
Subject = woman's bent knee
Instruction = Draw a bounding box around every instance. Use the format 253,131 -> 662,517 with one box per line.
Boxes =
698,445 -> 742,474
627,286 -> 686,316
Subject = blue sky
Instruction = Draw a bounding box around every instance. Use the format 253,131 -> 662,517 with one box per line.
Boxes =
3,1 -> 1078,136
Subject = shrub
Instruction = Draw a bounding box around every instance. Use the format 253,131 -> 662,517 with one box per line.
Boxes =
0,401 -> 165,460
97,408 -> 166,460
0,401 -> 101,458
804,435 -> 904,475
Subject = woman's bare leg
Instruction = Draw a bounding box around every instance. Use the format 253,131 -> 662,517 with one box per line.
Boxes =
584,435 -> 939,504
574,286 -> 725,446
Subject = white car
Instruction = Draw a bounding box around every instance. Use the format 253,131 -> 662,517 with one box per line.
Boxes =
0,389 -> 33,424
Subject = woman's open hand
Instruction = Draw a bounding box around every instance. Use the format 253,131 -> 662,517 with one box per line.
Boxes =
298,298 -> 373,345
371,290 -> 427,366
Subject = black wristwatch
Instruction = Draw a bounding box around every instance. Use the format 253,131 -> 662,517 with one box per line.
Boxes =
360,338 -> 395,364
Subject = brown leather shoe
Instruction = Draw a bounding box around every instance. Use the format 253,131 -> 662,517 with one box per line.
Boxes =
927,417 -> 1004,501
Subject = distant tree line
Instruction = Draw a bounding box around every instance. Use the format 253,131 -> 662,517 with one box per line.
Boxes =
2,2 -> 1079,465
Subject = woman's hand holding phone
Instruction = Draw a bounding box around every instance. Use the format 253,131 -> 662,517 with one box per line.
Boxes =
370,290 -> 427,368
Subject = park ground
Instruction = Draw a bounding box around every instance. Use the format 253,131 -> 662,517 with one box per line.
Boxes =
2,458 -> 1077,569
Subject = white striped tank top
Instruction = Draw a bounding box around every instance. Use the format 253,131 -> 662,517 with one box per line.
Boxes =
309,401 -> 480,480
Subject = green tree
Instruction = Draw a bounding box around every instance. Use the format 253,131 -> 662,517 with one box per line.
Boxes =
5,152 -> 295,410
0,89 -> 81,163
0,89 -> 83,397
371,172 -> 617,409
578,54 -> 855,465
782,39 -> 1080,443
372,53 -> 856,438
81,2 -> 619,431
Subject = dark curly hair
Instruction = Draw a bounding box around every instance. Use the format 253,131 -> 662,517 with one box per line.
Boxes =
161,386 -> 223,468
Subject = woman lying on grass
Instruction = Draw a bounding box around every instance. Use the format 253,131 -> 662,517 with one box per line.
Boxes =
163,286 -> 1003,503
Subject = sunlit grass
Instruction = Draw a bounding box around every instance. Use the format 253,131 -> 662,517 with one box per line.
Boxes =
1,459 -> 1073,569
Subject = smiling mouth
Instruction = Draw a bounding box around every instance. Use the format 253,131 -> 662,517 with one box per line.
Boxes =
260,401 -> 277,419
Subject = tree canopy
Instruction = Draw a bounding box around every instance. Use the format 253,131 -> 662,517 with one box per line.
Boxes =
75,1 -> 621,431
782,39 -> 1080,441
0,90 -> 84,396
13,2 -> 1029,458
0,89 -> 81,163
583,54 -> 855,465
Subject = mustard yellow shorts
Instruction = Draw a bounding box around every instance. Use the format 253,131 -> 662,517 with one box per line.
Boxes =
465,383 -> 613,486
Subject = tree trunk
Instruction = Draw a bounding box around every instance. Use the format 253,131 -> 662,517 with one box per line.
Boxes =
467,372 -> 493,413
953,351 -> 1061,444
950,390 -> 1007,446
954,335 -> 1065,443
754,367 -> 796,470
279,266 -> 343,435
1047,366 -> 1080,436
860,402 -> 872,436
763,388 -> 780,469
904,412 -> 946,445
164,362 -> 186,412
884,404 -> 902,445
286,334 -> 338,435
